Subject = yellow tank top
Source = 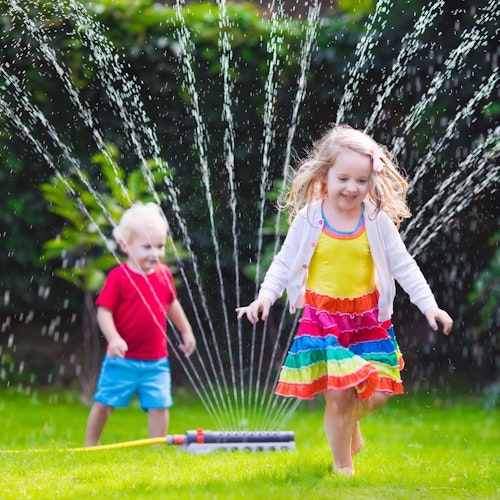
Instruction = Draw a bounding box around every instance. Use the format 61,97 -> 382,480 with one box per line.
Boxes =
307,212 -> 375,299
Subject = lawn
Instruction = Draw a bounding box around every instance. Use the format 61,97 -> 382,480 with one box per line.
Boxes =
1,387 -> 498,499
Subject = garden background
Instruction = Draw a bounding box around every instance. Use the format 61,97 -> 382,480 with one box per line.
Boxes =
0,0 -> 498,406
1,1 -> 499,498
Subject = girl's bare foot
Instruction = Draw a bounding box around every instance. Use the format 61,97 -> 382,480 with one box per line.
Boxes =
351,422 -> 364,456
334,466 -> 355,476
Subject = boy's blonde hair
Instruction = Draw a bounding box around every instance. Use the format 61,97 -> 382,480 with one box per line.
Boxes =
113,202 -> 168,243
281,124 -> 411,227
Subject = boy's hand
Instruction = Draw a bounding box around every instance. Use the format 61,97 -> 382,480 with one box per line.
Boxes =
424,307 -> 453,335
108,337 -> 128,357
179,331 -> 196,357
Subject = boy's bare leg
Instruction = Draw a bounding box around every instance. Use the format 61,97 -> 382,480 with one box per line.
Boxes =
148,408 -> 169,438
85,402 -> 113,446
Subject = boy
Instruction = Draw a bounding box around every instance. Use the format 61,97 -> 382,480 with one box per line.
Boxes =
85,202 -> 196,446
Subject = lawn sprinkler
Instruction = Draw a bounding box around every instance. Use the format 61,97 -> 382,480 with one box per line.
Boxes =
75,429 -> 296,454
167,429 -> 296,454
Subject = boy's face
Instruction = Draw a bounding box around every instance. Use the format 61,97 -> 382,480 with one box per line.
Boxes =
120,225 -> 166,274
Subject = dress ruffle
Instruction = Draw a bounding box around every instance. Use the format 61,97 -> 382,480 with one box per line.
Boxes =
276,289 -> 404,401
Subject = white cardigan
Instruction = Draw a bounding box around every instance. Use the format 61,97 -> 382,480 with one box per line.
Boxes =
258,200 -> 438,322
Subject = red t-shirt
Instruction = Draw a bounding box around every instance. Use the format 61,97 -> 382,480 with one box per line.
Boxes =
96,263 -> 177,360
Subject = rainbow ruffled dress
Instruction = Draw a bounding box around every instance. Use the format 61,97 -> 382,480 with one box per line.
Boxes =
275,207 -> 404,401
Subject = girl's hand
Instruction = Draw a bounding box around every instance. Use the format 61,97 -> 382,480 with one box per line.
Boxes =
178,330 -> 196,357
424,307 -> 453,335
108,337 -> 128,357
236,298 -> 272,324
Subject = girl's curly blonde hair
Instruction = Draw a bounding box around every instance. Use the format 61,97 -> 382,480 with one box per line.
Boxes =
280,124 -> 411,227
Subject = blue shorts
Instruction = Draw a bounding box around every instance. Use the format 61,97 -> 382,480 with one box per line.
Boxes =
94,355 -> 173,411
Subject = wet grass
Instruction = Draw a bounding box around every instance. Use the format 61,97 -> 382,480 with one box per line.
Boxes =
1,388 -> 498,499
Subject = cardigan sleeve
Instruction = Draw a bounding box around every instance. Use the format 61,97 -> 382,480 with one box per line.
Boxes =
258,202 -> 323,307
381,216 -> 438,313
258,214 -> 304,305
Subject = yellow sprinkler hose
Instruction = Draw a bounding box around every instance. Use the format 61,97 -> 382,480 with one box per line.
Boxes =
1,436 -> 173,454
70,436 -> 168,451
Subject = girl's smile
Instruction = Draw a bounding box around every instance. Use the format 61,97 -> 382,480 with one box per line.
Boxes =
324,149 -> 372,215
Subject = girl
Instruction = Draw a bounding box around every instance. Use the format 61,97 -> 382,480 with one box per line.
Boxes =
236,124 -> 453,475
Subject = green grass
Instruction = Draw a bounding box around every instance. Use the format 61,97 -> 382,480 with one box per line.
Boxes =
1,388 -> 498,499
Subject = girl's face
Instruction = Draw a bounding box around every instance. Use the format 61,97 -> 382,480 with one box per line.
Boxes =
120,225 -> 166,274
324,149 -> 372,213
